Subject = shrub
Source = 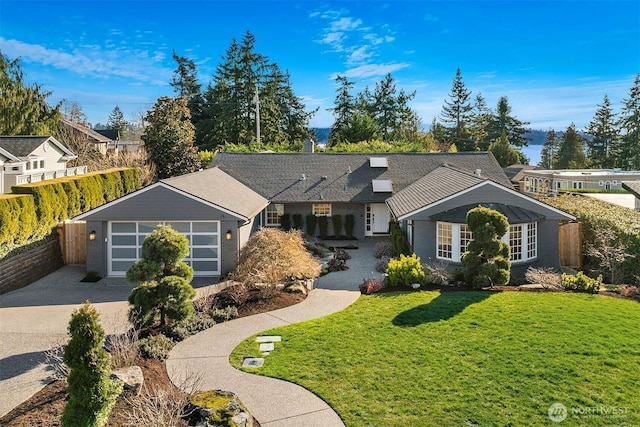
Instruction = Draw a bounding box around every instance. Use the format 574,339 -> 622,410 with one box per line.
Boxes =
138,334 -> 175,360
562,272 -> 603,293
105,328 -> 139,369
332,215 -> 343,236
390,222 -> 409,256
63,302 -> 122,427
461,206 -> 511,288
525,267 -> 562,290
327,257 -> 348,272
333,248 -> 351,261
164,312 -> 215,341
210,306 -> 239,323
345,214 -> 355,238
386,254 -> 425,287
232,228 -> 321,285
281,213 -> 292,231
375,256 -> 390,273
292,214 -> 304,230
424,260 -> 451,285
374,241 -> 394,259
359,278 -> 385,295
306,214 -> 317,236
618,285 -> 640,301
318,216 -> 329,238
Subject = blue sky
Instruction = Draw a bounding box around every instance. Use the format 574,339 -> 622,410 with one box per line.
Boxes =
1,0 -> 638,132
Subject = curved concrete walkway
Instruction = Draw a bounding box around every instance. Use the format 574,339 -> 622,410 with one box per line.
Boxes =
167,238 -> 385,427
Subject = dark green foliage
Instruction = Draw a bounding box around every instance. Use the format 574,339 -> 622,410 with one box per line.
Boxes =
618,74 -> 640,169
292,214 -> 304,230
210,306 -> 239,323
556,123 -> 588,169
137,334 -> 175,360
281,213 -> 292,231
461,206 -> 511,288
306,214 -> 317,236
164,312 -> 215,341
441,68 -> 473,150
332,215 -> 343,236
62,302 -> 122,427
345,214 -> 355,237
489,130 -> 528,167
390,221 -> 409,257
102,171 -> 124,202
127,225 -> 196,327
318,216 -> 329,238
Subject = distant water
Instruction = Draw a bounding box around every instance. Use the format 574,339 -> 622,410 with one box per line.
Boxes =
521,145 -> 542,166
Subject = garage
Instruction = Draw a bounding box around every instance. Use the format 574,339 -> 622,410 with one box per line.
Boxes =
109,221 -> 220,276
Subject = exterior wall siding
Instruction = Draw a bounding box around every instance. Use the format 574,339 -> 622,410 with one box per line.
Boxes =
282,202 -> 367,239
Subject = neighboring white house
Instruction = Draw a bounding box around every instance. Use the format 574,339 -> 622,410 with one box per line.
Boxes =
0,135 -> 87,194
518,168 -> 640,194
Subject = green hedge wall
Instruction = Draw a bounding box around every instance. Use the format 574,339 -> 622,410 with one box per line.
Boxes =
1,168 -> 141,251
538,193 -> 640,284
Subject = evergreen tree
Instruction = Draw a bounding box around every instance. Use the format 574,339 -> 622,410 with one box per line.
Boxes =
341,111 -> 381,143
328,75 -> 355,146
198,31 -> 313,150
0,53 -> 61,135
586,95 -> 619,168
127,225 -> 196,327
539,128 -> 560,169
62,302 -> 122,427
142,96 -> 201,179
107,105 -> 128,135
486,96 -> 530,147
556,123 -> 588,169
488,130 -> 528,167
170,50 -> 203,127
618,74 -> 640,169
469,93 -> 492,151
441,68 -> 473,151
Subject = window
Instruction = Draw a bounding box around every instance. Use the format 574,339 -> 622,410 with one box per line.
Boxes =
437,221 -> 538,263
572,181 -> 583,189
25,162 -> 31,171
313,203 -> 331,216
39,160 -> 44,169
265,204 -> 284,226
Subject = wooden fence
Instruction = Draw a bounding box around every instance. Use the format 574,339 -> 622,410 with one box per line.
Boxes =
559,222 -> 582,269
57,221 -> 86,264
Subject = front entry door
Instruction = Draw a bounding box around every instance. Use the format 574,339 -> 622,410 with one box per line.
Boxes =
366,203 -> 390,235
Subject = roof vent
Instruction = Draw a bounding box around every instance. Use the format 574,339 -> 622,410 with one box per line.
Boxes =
475,169 -> 482,177
348,166 -> 352,174
301,173 -> 306,181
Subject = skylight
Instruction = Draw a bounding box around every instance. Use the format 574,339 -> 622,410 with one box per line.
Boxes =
369,157 -> 388,168
372,179 -> 393,192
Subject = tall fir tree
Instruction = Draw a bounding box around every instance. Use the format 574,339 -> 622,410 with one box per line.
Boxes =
328,75 -> 355,146
585,94 -> 619,168
107,105 -> 128,135
618,74 -> 640,169
170,50 -> 203,132
488,130 -> 528,167
441,68 -> 473,151
0,53 -> 61,135
556,123 -> 588,169
486,96 -> 530,147
142,96 -> 201,179
469,93 -> 492,151
538,128 -> 560,169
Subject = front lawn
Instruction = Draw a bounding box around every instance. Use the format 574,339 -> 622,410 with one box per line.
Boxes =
231,291 -> 640,426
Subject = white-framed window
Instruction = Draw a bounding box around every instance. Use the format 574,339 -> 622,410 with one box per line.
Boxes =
436,221 -> 538,263
312,203 -> 331,216
265,203 -> 284,226
572,181 -> 584,189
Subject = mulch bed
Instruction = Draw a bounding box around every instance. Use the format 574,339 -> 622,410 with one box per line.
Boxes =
0,287 -> 306,426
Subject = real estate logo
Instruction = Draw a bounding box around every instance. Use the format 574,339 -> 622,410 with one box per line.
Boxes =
548,403 -> 568,422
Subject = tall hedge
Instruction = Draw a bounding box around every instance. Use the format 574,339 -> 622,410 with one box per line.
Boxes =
538,193 -> 640,284
2,168 -> 141,254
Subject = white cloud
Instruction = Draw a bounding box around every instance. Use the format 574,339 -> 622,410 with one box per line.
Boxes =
345,63 -> 411,79
330,17 -> 362,32
348,46 -> 374,65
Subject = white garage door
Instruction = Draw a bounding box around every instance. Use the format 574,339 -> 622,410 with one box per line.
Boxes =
109,221 -> 220,277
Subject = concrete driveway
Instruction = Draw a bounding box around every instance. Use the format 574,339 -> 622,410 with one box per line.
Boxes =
0,265 -> 134,417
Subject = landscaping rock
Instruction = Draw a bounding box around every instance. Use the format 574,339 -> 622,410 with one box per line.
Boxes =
285,282 -> 307,294
111,365 -> 144,396
189,390 -> 253,427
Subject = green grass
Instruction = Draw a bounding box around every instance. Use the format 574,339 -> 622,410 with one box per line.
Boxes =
231,292 -> 640,426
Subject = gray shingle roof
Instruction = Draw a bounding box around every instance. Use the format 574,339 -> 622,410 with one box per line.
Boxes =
62,119 -> 112,143
429,203 -> 545,224
211,152 -> 512,204
386,166 -> 486,218
0,136 -> 52,157
161,167 -> 269,220
622,181 -> 640,198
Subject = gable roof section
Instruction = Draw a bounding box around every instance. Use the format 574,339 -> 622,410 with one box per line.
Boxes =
62,119 -> 111,143
386,166 -> 484,218
622,181 -> 640,198
75,167 -> 268,222
211,152 -> 513,203
430,203 -> 545,224
0,135 -> 76,159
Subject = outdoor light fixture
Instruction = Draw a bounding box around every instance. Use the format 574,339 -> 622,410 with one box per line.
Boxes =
226,230 -> 233,240
88,230 -> 97,241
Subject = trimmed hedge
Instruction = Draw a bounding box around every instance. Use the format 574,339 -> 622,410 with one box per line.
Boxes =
1,168 -> 140,253
538,193 -> 640,284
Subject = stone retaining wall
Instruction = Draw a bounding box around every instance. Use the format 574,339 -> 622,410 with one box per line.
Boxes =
0,237 -> 64,294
